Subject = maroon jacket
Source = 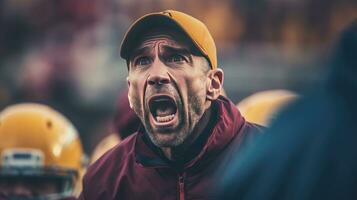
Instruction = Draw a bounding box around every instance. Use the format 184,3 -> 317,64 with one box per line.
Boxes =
79,96 -> 263,200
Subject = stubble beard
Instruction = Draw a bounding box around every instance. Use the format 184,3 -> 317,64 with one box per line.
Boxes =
144,96 -> 186,148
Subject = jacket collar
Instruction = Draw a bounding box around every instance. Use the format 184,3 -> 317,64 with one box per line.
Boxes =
134,96 -> 246,169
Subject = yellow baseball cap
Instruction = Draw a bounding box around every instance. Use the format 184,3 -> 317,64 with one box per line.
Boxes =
120,10 -> 217,69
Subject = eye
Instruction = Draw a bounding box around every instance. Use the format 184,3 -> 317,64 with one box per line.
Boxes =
167,54 -> 186,63
134,56 -> 151,66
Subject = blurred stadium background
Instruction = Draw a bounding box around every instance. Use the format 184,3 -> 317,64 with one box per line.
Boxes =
0,0 -> 356,154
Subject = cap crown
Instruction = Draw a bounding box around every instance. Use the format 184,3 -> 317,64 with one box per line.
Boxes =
120,10 -> 217,69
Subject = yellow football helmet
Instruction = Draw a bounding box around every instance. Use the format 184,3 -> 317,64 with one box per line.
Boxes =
237,90 -> 298,126
0,103 -> 85,199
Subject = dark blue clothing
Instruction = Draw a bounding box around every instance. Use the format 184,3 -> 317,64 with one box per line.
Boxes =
218,21 -> 357,200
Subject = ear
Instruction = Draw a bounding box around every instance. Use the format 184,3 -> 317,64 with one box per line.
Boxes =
127,77 -> 133,109
127,76 -> 131,87
206,68 -> 224,101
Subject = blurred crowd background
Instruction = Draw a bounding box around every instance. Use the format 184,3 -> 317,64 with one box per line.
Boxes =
1,0 -> 356,154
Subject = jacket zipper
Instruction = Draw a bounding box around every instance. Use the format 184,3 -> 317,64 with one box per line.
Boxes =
178,173 -> 185,200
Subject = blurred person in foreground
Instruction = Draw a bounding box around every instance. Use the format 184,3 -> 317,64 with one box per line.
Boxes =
79,10 -> 264,199
218,20 -> 357,199
0,103 -> 85,200
237,89 -> 298,126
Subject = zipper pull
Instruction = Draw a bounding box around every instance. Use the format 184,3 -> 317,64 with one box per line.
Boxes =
178,173 -> 185,200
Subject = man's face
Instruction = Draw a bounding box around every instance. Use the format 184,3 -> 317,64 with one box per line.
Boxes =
127,28 -> 211,148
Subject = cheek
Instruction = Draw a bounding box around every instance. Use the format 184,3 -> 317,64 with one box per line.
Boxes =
186,74 -> 207,96
127,75 -> 145,114
182,74 -> 208,113
128,74 -> 144,96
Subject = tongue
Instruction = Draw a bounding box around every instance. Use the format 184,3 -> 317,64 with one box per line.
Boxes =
156,105 -> 175,117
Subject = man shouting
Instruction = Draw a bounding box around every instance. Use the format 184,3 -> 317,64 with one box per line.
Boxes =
79,10 -> 263,200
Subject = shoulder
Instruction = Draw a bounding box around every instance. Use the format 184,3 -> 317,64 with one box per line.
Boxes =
229,120 -> 266,153
241,120 -> 265,141
81,133 -> 138,193
88,133 -> 137,174
244,121 -> 266,135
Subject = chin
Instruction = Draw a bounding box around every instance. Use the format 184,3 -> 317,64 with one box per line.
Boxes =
150,132 -> 185,147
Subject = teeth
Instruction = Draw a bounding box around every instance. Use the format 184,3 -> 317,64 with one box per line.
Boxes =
156,114 -> 175,123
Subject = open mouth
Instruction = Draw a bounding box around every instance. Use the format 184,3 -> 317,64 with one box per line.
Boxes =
148,95 -> 178,126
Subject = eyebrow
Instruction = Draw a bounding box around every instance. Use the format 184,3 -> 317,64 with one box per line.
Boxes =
129,46 -> 151,60
161,45 -> 191,55
129,45 -> 192,61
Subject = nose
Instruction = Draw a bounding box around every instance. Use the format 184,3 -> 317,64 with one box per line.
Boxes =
147,59 -> 171,86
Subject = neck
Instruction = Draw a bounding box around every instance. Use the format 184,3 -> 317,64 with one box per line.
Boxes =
161,104 -> 213,161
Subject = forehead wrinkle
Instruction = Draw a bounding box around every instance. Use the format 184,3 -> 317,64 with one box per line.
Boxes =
131,40 -> 162,59
160,45 -> 191,55
133,36 -> 185,58
140,33 -> 182,47
131,31 -> 196,62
